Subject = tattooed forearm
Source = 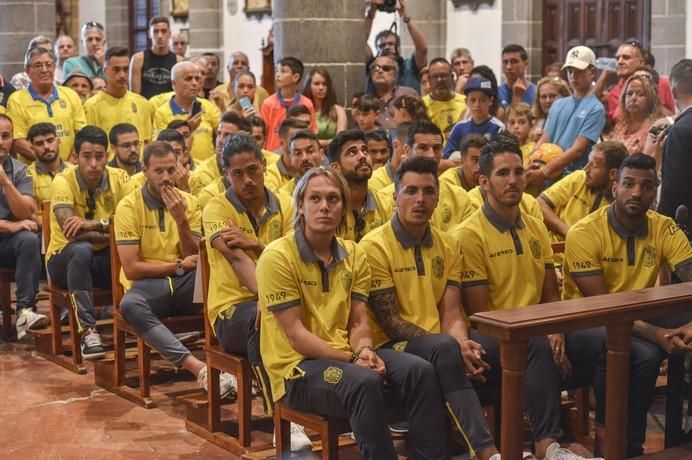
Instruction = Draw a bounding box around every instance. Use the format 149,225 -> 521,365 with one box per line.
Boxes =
369,290 -> 428,341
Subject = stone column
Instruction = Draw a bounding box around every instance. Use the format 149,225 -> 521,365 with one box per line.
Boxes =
399,0 -> 446,64
105,0 -> 130,48
502,0 -> 543,80
272,0 -> 365,107
651,0 -> 686,75
188,0 -> 223,80
0,0 -> 55,78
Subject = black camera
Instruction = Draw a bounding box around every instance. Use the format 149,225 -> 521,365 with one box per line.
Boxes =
649,124 -> 670,137
377,0 -> 398,13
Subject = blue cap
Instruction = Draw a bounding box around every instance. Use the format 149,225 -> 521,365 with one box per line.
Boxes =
463,77 -> 494,97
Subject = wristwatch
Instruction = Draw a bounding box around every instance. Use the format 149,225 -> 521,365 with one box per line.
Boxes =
174,259 -> 185,276
99,218 -> 109,232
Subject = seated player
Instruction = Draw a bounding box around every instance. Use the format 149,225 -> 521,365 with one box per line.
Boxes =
368,121 -> 411,192
47,126 -> 132,358
361,156 -> 500,460
439,133 -> 487,192
563,154 -> 692,457
257,167 -> 450,459
115,142 -> 234,398
364,129 -> 390,170
276,130 -> 323,197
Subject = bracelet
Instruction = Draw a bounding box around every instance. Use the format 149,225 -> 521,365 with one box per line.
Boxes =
352,346 -> 374,362
402,15 -> 411,24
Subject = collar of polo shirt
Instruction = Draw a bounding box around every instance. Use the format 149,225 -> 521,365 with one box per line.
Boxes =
391,213 -> 433,249
295,227 -> 348,268
607,204 -> 649,239
482,201 -> 525,233
76,168 -> 110,193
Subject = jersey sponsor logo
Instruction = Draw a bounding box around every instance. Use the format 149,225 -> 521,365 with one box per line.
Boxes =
602,257 -> 623,263
340,270 -> 352,291
529,238 -> 542,259
393,266 -> 417,273
142,67 -> 171,86
300,279 -> 318,287
323,366 -> 343,384
642,245 -> 657,268
489,248 -> 514,258
432,256 -> 445,279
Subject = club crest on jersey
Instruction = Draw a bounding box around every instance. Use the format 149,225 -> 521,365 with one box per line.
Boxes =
529,238 -> 542,259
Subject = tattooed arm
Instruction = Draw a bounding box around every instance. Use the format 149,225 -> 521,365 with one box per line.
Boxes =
54,207 -> 109,243
369,289 -> 428,341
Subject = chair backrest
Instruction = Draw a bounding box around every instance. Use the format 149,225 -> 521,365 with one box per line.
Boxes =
108,221 -> 125,310
41,201 -> 51,249
199,240 -> 218,348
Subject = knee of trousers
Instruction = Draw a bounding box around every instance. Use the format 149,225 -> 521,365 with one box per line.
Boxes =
428,334 -> 462,360
631,343 -> 665,379
352,368 -> 385,398
119,294 -> 151,331
68,240 -> 95,261
14,230 -> 40,253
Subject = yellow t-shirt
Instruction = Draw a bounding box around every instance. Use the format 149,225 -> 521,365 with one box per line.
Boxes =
380,180 -> 474,232
26,160 -> 70,219
210,83 -> 270,111
258,230 -> 370,402
520,141 -> 536,164
84,90 -> 154,147
262,149 -> 280,166
189,155 -> 223,195
368,162 -> 395,192
455,204 -> 554,311
148,91 -> 174,110
198,176 -> 228,210
203,187 -> 293,326
360,215 -> 463,347
423,93 -> 467,137
563,206 -> 692,300
337,190 -> 391,242
153,96 -> 220,162
466,186 -> 544,222
47,166 -> 133,260
7,85 -> 86,161
439,167 -> 474,192
264,157 -> 293,192
114,184 -> 202,291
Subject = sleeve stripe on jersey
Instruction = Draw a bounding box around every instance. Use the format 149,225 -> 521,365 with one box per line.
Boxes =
674,258 -> 692,274
267,299 -> 301,312
209,231 -> 224,243
447,280 -> 462,289
539,194 -> 555,209
352,292 -> 368,304
52,204 -> 74,210
461,280 -> 488,287
570,269 -> 603,278
368,286 -> 395,299
115,240 -> 140,245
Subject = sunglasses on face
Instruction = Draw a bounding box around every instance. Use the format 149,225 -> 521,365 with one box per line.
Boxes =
370,64 -> 395,73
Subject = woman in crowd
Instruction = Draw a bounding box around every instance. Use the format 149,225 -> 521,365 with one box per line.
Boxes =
303,67 -> 347,145
227,70 -> 260,116
391,94 -> 428,126
530,76 -> 570,141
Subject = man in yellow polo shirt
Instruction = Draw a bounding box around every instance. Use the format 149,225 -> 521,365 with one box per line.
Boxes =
423,58 -> 467,138
153,61 -> 220,163
257,167 -> 449,459
563,154 -> 692,457
46,126 -> 132,358
166,120 -> 195,170
328,129 -> 391,242
379,120 -> 474,232
107,123 -> 143,176
539,141 -> 627,242
360,156 -> 499,460
368,121 -> 410,192
439,133 -> 486,192
115,141 -> 234,399
455,133 -> 588,460
26,122 -> 70,222
263,118 -> 308,192
84,47 -> 153,147
276,130 -> 323,198
202,134 -> 309,449
7,47 -> 86,162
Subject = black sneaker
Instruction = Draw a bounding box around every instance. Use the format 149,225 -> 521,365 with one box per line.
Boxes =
81,329 -> 105,359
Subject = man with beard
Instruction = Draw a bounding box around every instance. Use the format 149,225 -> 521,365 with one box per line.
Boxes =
563,153 -> 692,457
115,141 -> 235,399
26,123 -> 70,221
439,134 -> 486,192
328,129 -> 390,242
107,124 -> 143,176
276,130 -> 323,198
422,58 -> 467,141
85,47 -> 154,146
202,134 -> 312,450
47,126 -> 132,358
0,115 -> 46,339
130,17 -> 182,99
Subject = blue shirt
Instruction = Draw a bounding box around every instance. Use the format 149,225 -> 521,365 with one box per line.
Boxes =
365,53 -> 421,95
543,94 -> 605,172
443,117 -> 504,159
498,82 -> 537,109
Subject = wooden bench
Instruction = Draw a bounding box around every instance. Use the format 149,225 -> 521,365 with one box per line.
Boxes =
37,201 -> 112,374
470,282 -> 692,459
94,223 -> 203,408
184,241 -> 272,455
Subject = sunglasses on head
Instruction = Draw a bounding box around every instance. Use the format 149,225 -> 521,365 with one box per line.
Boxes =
83,21 -> 104,31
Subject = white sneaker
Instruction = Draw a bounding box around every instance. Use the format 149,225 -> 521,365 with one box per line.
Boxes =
273,422 -> 313,451
197,367 -> 237,400
544,442 -> 603,460
16,309 -> 49,340
80,329 -> 105,359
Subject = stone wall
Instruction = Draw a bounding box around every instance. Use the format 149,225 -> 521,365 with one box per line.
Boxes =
105,0 -> 130,49
188,0 -> 223,80
651,0 -> 686,75
501,0 -> 543,80
0,0 -> 56,77
399,0 -> 446,63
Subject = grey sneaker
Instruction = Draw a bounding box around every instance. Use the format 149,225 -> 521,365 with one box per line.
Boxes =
197,367 -> 237,400
545,442 -> 603,460
80,329 -> 105,359
273,422 -> 313,451
16,309 -> 49,340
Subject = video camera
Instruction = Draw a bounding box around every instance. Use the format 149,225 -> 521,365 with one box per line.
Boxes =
377,0 -> 398,13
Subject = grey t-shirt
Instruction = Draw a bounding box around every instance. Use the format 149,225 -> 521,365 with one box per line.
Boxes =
0,156 -> 33,221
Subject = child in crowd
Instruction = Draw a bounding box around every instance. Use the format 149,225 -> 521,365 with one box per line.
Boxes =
260,56 -> 316,150
443,77 -> 504,159
506,102 -> 536,162
354,94 -> 381,134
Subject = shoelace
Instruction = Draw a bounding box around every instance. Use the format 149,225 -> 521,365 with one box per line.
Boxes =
83,332 -> 101,348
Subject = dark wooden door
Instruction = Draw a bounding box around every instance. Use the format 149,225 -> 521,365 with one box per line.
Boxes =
542,0 -> 651,71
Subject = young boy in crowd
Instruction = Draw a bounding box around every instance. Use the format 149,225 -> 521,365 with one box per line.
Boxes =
354,94 -> 381,134
506,102 -> 536,162
260,56 -> 316,151
443,77 -> 504,159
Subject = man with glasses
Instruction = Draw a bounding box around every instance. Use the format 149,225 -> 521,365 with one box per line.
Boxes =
130,17 -> 182,99
85,46 -> 154,146
364,0 -> 428,94
46,126 -> 133,359
7,47 -> 86,162
107,124 -> 143,176
367,56 -> 417,130
63,22 -> 106,79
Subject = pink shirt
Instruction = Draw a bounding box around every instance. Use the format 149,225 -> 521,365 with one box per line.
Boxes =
608,75 -> 676,124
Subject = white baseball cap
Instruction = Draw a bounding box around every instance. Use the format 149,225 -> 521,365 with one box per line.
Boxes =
562,46 -> 596,70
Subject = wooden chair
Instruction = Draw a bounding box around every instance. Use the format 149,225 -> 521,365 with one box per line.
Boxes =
184,241 -> 272,454
0,267 -> 14,340
94,222 -> 204,408
36,201 -> 112,374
